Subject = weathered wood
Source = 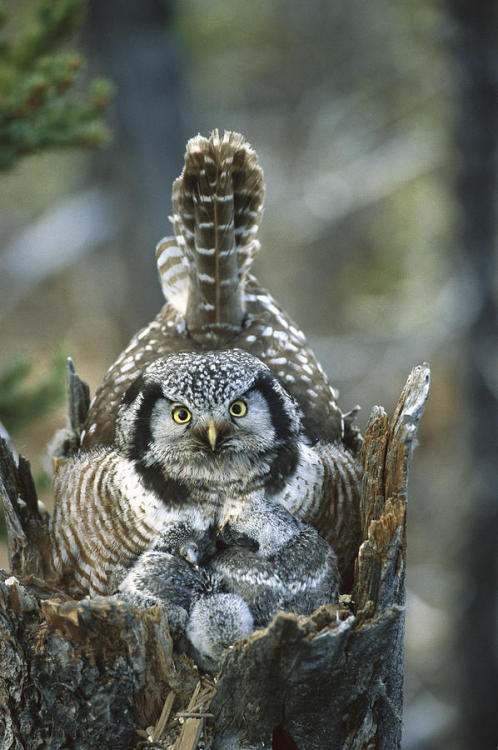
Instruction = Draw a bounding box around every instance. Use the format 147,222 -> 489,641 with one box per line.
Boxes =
0,438 -> 49,579
0,572 -> 199,749
174,682 -> 204,750
355,364 -> 430,613
67,356 -> 91,440
152,691 -> 176,742
0,364 -> 429,749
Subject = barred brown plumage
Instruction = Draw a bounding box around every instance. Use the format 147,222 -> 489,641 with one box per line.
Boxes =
279,440 -> 361,582
173,130 -> 263,342
48,131 -> 363,660
50,449 -> 159,596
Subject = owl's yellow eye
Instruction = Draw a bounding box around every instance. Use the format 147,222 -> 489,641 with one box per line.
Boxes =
172,406 -> 192,424
229,400 -> 247,418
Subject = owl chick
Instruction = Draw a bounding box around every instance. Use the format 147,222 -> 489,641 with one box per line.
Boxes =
116,498 -> 339,671
48,349 -> 359,600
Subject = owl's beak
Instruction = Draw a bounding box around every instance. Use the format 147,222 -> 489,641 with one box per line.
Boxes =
207,420 -> 218,451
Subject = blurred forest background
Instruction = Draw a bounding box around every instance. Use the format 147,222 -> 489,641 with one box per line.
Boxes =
0,1 -> 496,749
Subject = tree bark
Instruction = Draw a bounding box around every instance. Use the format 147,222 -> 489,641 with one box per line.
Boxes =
0,364 -> 429,749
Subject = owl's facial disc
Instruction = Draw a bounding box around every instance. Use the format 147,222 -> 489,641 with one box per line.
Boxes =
117,355 -> 302,491
144,386 -> 277,464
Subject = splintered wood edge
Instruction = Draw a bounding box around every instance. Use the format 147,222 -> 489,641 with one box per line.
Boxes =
0,476 -> 27,572
0,439 -> 23,552
360,406 -> 389,538
354,364 -> 430,613
385,363 -> 430,503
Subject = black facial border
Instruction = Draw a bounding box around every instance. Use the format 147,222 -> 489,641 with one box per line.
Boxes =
124,378 -> 189,505
250,372 -> 299,493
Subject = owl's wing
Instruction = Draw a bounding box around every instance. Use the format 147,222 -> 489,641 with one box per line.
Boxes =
312,441 -> 362,591
49,449 -> 158,597
278,440 -> 362,592
239,275 -> 350,444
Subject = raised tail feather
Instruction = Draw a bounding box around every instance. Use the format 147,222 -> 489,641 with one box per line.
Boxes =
155,130 -> 264,344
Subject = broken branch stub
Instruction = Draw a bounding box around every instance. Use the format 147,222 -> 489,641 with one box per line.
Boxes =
67,357 -> 91,439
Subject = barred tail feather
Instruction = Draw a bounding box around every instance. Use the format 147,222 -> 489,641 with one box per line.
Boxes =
184,135 -> 241,338
159,130 -> 264,343
155,236 -> 190,316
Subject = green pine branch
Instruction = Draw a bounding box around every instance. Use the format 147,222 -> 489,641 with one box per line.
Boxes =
0,351 -> 67,437
0,0 -> 114,170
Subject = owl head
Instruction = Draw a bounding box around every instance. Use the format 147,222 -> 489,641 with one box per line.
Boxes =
115,349 -> 302,495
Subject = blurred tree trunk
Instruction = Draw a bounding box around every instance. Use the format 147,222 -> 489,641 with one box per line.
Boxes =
0,366 -> 429,748
448,2 -> 498,747
86,0 -> 193,331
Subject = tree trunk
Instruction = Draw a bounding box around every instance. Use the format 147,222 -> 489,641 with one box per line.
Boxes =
0,364 -> 429,750
86,0 -> 193,332
446,2 -> 498,745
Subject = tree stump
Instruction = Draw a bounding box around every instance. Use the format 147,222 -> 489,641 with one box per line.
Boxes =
0,364 -> 429,749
